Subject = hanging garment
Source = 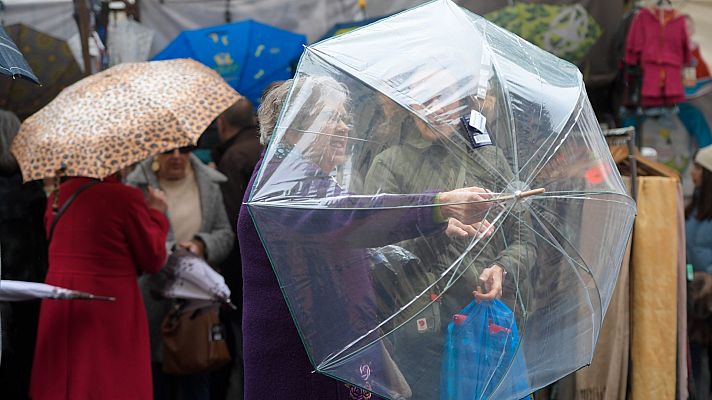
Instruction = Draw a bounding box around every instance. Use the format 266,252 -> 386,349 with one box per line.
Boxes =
640,112 -> 696,196
625,7 -> 692,106
107,20 -> 155,66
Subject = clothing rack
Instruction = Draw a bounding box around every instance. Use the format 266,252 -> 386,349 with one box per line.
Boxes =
603,126 -> 638,201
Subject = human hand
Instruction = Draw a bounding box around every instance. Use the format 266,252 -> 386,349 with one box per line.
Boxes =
177,239 -> 206,258
473,264 -> 505,302
445,218 -> 494,239
146,187 -> 168,214
437,186 -> 493,224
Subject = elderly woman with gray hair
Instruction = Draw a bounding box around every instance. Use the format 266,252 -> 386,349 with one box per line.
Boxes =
0,109 -> 48,399
237,77 -> 495,400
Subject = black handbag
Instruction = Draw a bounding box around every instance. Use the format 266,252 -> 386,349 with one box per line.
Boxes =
369,245 -> 442,337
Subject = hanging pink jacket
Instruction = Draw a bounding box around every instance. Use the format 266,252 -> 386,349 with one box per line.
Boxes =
625,7 -> 692,106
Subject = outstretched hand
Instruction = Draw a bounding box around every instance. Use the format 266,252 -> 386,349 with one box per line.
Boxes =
438,186 -> 493,225
445,218 -> 494,239
473,264 -> 505,302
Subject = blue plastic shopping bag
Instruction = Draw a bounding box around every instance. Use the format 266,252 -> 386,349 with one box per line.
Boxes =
441,299 -> 529,400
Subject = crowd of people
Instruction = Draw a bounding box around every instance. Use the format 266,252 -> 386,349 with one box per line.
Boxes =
1,68 -> 710,400
0,68 -> 519,399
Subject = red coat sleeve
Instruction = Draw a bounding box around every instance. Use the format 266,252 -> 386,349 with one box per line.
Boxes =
624,11 -> 644,65
122,187 -> 170,274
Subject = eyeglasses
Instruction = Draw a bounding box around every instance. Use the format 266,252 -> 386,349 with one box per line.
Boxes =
161,146 -> 195,155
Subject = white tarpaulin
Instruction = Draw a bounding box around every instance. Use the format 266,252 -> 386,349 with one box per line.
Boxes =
3,0 -> 706,86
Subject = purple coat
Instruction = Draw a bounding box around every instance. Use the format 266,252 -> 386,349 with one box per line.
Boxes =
239,154 -> 445,399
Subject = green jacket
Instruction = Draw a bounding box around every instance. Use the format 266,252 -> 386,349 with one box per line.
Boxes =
363,131 -> 537,309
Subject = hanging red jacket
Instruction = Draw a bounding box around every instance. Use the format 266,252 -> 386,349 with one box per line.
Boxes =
625,7 -> 692,106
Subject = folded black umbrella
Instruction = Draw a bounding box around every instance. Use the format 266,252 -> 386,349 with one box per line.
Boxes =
0,25 -> 39,84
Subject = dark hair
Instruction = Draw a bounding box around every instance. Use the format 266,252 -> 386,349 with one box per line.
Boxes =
687,165 -> 712,220
0,109 -> 21,175
222,97 -> 256,129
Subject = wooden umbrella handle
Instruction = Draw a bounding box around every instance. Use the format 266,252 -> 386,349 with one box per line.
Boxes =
514,188 -> 545,199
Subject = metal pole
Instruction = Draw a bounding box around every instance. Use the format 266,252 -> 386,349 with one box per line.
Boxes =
75,0 -> 92,76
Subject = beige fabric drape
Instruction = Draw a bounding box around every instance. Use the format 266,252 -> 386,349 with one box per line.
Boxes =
574,176 -> 632,400
631,176 -> 681,400
575,240 -> 631,400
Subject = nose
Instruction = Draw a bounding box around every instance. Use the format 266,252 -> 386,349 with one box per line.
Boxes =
336,119 -> 350,136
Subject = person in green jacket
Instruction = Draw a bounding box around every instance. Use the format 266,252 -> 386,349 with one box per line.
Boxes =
362,68 -> 538,399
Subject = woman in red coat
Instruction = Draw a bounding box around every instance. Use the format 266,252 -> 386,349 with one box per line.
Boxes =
29,174 -> 170,400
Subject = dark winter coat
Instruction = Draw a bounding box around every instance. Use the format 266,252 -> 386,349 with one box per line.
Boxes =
0,174 -> 47,400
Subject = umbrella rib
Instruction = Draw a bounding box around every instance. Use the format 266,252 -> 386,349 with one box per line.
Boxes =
531,192 -> 636,208
509,205 -> 601,316
305,47 -> 512,186
515,206 -> 600,350
522,97 -> 585,189
442,205 -> 511,290
320,200 -> 525,370
477,26 -> 521,177
518,90 -> 585,180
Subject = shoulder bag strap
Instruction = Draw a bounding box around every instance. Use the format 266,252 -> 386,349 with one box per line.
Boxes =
48,180 -> 100,244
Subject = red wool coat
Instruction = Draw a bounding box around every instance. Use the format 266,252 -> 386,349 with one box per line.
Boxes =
29,177 -> 169,400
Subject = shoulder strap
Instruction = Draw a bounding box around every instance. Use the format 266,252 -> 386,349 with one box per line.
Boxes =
48,180 -> 100,244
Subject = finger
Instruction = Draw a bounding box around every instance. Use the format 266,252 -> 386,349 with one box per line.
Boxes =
483,220 -> 494,236
446,226 -> 468,238
473,286 -> 483,304
460,223 -> 477,237
473,220 -> 492,238
474,290 -> 497,302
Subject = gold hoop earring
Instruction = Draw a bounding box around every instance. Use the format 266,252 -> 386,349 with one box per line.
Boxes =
151,159 -> 160,173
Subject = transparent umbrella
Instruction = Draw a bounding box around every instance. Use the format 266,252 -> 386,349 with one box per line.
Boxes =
162,249 -> 234,308
246,1 -> 636,399
0,280 -> 115,302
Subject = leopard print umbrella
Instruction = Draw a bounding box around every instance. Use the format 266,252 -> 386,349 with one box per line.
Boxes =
11,58 -> 241,181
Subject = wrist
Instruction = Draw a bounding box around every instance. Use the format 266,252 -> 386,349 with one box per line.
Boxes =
192,237 -> 206,256
433,193 -> 448,223
491,264 -> 506,276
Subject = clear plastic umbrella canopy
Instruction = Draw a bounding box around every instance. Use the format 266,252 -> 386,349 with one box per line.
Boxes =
246,1 -> 636,399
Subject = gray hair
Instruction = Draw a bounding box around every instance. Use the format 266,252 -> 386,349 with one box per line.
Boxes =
257,76 -> 351,146
0,110 -> 21,174
258,79 -> 293,146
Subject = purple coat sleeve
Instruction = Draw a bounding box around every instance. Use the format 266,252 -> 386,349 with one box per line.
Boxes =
247,157 -> 446,248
